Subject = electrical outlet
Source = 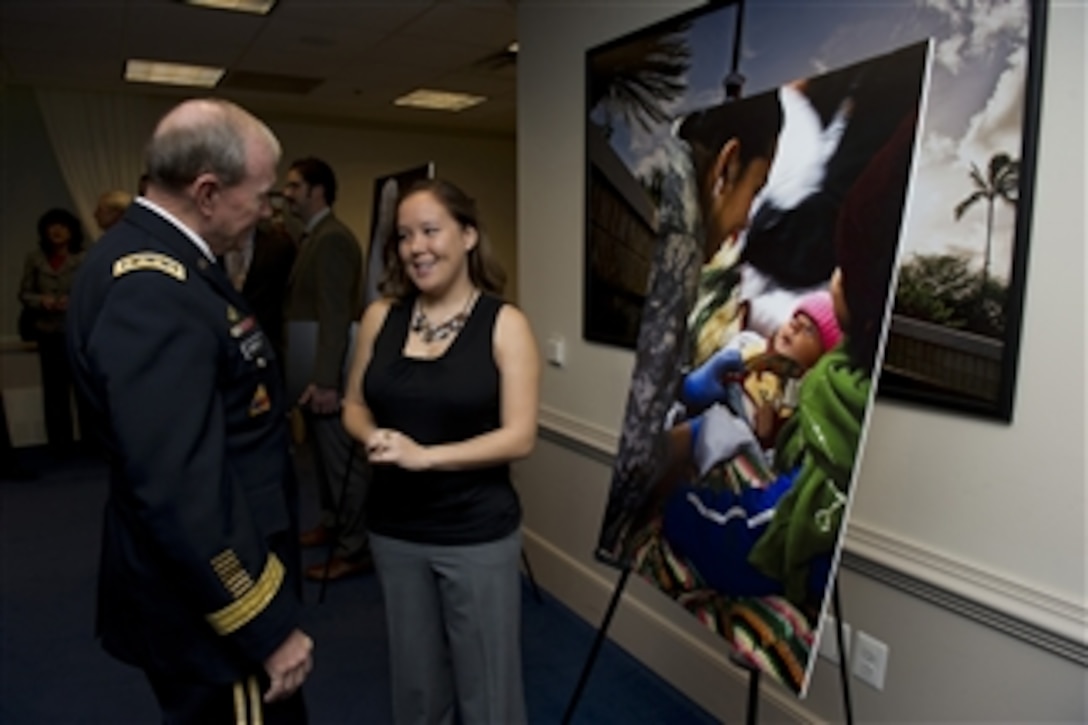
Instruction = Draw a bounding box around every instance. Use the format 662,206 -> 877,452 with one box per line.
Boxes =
817,614 -> 851,664
852,630 -> 889,691
546,335 -> 566,367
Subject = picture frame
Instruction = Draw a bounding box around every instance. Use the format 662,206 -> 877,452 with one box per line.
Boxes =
583,0 -> 1049,422
877,0 -> 1048,422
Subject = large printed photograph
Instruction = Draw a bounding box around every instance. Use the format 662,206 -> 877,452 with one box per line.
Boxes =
589,3 -> 933,695
583,0 -> 1046,421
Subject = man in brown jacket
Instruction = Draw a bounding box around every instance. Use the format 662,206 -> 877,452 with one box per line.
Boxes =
283,157 -> 371,580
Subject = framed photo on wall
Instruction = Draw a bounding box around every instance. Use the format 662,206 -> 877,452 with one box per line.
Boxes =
583,0 -> 1048,422
875,1 -> 1047,422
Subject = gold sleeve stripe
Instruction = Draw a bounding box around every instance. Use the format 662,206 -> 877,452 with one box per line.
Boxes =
112,252 -> 186,281
223,570 -> 253,599
211,549 -> 242,574
206,554 -> 284,635
211,550 -> 254,597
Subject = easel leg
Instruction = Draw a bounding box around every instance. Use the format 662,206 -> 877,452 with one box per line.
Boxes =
318,442 -> 356,605
832,581 -> 854,725
561,567 -> 632,725
727,647 -> 762,724
745,665 -> 761,725
521,547 -> 544,604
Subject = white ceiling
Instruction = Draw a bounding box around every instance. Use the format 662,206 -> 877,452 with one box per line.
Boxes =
0,0 -> 518,135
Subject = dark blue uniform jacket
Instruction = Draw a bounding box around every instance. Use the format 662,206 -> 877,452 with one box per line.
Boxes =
68,202 -> 301,683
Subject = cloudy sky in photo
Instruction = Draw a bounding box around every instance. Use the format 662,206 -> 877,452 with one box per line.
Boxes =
593,0 -> 1034,282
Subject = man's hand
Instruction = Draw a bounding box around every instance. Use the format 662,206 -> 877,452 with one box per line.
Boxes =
263,628 -> 314,703
298,384 -> 340,415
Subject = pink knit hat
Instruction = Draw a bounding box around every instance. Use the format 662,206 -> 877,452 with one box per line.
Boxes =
794,291 -> 843,352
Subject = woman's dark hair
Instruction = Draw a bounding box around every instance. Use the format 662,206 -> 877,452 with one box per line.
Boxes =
379,178 -> 507,300
36,208 -> 85,255
678,85 -> 784,179
834,112 -> 917,371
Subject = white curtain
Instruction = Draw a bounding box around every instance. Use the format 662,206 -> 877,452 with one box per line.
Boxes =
34,89 -> 169,239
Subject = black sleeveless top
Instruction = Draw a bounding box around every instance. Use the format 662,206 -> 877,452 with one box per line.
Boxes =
363,293 -> 520,544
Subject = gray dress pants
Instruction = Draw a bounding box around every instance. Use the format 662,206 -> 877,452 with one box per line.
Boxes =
370,529 -> 526,725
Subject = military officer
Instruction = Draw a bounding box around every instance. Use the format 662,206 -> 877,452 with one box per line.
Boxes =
67,98 -> 313,724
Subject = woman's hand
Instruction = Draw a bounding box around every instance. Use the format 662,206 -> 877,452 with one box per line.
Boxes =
366,428 -> 431,471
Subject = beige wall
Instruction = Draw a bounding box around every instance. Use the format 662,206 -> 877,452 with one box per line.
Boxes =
516,1 -> 1086,721
0,88 -> 517,444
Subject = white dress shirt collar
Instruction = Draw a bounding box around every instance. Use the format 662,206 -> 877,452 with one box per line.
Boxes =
134,196 -> 216,262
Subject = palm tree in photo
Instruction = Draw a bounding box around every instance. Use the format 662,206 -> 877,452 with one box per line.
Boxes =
953,152 -> 1019,290
588,26 -> 692,138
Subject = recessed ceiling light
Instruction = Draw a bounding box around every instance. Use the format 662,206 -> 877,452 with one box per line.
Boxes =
182,0 -> 276,15
125,59 -> 225,88
393,89 -> 486,112
507,41 -> 519,53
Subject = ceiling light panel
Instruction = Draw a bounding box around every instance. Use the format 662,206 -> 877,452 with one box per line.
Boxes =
183,0 -> 277,15
394,89 -> 486,112
124,59 -> 225,88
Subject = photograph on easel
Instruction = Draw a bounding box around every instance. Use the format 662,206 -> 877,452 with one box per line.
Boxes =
590,23 -> 932,697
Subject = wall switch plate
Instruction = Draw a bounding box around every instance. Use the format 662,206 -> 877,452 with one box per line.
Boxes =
818,614 -> 851,665
852,630 -> 889,691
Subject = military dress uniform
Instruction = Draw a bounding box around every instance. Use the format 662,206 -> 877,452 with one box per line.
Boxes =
67,201 -> 306,724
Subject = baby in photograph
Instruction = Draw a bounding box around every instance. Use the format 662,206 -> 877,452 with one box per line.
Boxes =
679,289 -> 843,475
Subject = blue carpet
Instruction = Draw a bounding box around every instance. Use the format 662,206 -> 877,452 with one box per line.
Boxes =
0,447 -> 718,724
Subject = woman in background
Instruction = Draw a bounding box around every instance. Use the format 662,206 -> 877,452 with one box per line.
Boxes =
343,178 -> 539,724
19,208 -> 89,454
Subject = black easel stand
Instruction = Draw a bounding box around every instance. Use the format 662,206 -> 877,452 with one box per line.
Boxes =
561,567 -> 631,724
561,570 -> 854,724
831,581 -> 855,725
317,442 -> 358,604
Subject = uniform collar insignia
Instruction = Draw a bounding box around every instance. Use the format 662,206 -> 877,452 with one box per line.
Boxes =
231,316 -> 257,338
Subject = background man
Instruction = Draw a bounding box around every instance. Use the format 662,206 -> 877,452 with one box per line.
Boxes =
67,98 -> 313,723
282,156 -> 371,581
222,217 -> 297,368
92,189 -> 133,234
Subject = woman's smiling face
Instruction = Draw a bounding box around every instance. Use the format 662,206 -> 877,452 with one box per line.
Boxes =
396,190 -> 477,294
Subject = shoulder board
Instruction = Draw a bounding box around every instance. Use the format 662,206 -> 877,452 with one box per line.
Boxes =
112,252 -> 187,282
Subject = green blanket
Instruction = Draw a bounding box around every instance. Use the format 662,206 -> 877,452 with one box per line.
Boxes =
749,343 -> 870,605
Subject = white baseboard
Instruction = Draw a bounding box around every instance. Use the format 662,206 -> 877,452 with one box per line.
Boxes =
537,408 -> 1088,652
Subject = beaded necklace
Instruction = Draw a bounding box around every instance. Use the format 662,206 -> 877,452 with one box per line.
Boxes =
411,290 -> 479,343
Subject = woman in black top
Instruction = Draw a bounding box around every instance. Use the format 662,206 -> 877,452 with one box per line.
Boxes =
342,178 -> 540,724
